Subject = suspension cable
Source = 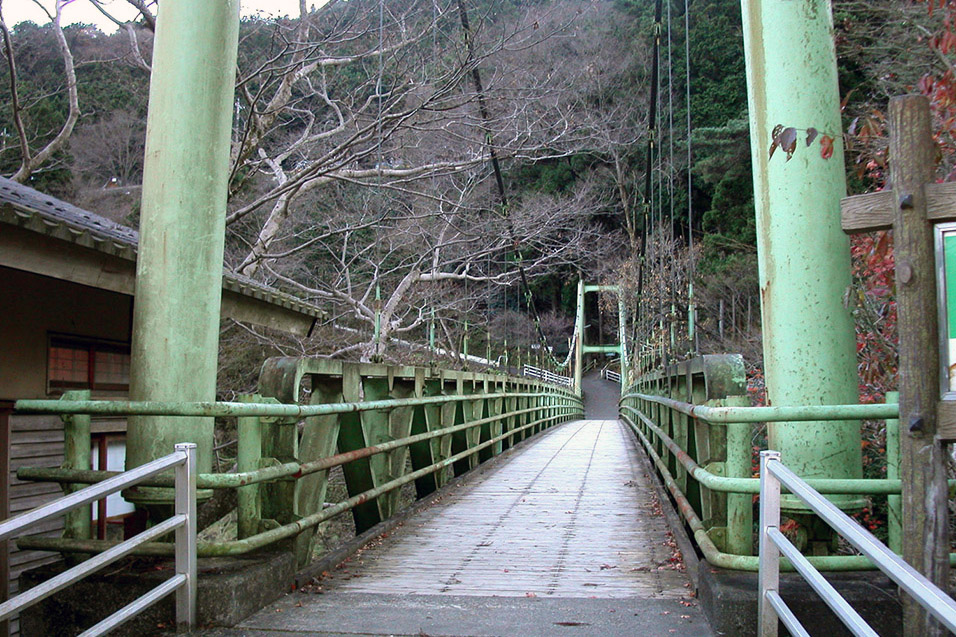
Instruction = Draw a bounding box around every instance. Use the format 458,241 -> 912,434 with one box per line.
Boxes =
684,0 -> 698,354
456,0 -> 569,369
635,0 -> 664,330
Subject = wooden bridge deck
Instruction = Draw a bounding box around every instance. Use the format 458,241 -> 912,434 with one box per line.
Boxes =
207,377 -> 712,636
328,419 -> 687,599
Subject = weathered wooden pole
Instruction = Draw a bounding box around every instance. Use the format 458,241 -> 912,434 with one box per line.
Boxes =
739,0 -> 863,515
890,95 -> 950,636
126,0 -> 241,497
618,293 -> 630,389
841,95 -> 953,635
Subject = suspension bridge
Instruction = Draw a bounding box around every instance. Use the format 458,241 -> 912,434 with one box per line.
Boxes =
4,0 -> 956,635
198,373 -> 709,637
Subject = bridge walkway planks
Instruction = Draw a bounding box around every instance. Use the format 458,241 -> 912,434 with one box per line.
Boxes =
205,378 -> 713,636
325,420 -> 686,598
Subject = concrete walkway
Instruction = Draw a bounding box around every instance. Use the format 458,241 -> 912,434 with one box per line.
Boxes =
582,369 -> 623,419
205,376 -> 712,636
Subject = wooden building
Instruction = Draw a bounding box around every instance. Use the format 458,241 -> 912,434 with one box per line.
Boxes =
0,176 -> 323,632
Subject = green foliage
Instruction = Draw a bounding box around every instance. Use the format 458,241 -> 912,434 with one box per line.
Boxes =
612,0 -> 751,251
685,0 -> 747,128
693,119 -> 755,245
509,155 -> 596,195
0,21 -> 151,191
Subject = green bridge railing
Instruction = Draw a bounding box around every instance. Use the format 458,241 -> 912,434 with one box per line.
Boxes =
617,354 -> 956,572
13,358 -> 582,568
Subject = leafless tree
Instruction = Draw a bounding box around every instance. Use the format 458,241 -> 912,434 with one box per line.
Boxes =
0,0 -> 79,182
223,0 -> 599,282
3,0 -> 634,361
70,108 -> 145,186
205,0 -> 630,360
249,166 -> 621,361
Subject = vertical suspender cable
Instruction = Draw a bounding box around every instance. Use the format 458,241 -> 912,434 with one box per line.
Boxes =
635,0 -> 663,340
432,0 -> 439,61
652,18 -> 669,363
684,0 -> 698,354
373,0 -> 385,361
666,0 -> 677,358
457,1 -> 567,369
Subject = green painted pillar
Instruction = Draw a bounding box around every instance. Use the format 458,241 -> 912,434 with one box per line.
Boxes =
618,294 -> 629,391
62,390 -> 91,540
574,279 -> 584,395
126,0 -> 241,497
373,285 -> 382,361
740,0 -> 862,509
885,391 -> 901,554
688,282 -> 696,347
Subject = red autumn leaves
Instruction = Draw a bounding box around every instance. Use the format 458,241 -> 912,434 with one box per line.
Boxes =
769,124 -> 835,161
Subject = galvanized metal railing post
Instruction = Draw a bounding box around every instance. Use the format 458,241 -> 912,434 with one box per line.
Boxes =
0,447 -> 198,633
759,450 -> 782,637
765,453 -> 956,635
174,442 -> 197,632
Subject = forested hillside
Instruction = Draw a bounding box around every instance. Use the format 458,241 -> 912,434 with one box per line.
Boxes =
3,0 -> 954,394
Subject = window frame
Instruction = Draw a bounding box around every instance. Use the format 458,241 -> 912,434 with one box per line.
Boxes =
46,333 -> 131,395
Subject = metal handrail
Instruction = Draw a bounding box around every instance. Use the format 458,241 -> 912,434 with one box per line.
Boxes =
623,391 -> 899,423
0,444 -> 197,635
521,365 -> 573,388
602,368 -> 621,383
619,394 -> 956,572
758,450 -> 956,636
621,404 -> 907,494
20,411 -> 572,559
15,390 -> 567,418
18,399 -> 581,491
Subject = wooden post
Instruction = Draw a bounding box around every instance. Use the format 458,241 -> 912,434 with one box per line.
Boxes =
890,95 -> 950,636
0,401 -> 11,637
841,95 -> 951,636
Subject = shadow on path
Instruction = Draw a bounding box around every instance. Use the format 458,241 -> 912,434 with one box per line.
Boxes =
582,370 -> 621,419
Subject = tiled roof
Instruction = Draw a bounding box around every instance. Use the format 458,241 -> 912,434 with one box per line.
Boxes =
0,176 -> 324,320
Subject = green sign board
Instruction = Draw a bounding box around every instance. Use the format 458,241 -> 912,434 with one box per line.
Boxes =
938,225 -> 956,395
